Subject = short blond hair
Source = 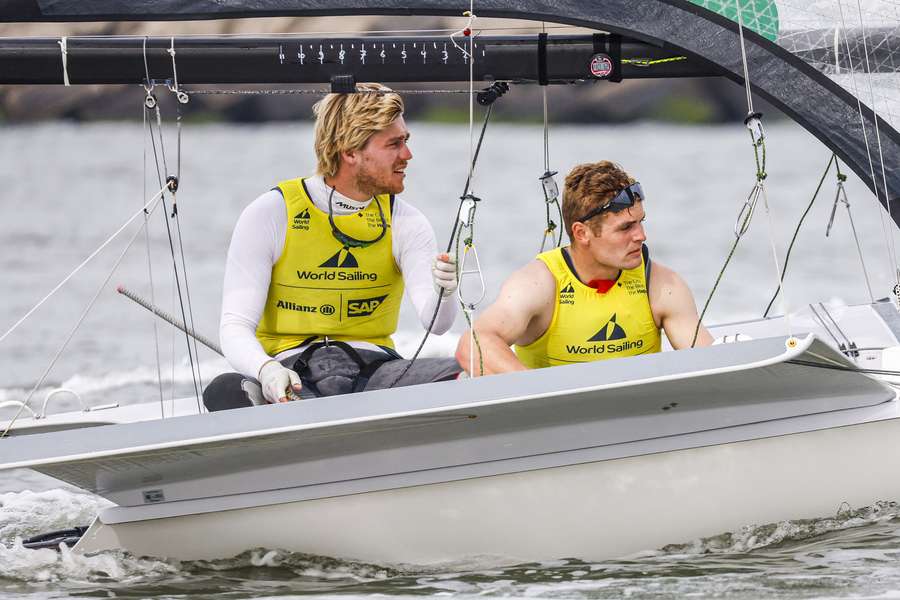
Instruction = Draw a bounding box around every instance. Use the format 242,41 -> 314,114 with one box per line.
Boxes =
562,161 -> 638,239
313,83 -> 404,178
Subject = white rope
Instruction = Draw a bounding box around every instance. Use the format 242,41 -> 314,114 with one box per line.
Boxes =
836,6 -> 896,297
0,184 -> 170,347
449,10 -> 477,59
143,104 -> 167,419
1,192 -> 167,438
833,26 -> 841,75
58,37 -> 70,86
854,0 -> 900,293
734,3 -> 754,114
734,0 -> 794,341
760,184 -> 794,337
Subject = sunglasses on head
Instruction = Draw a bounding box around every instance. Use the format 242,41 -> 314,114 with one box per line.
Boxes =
576,182 -> 644,223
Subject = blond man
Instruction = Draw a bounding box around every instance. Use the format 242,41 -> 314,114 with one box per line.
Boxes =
206,83 -> 459,409
456,161 -> 712,375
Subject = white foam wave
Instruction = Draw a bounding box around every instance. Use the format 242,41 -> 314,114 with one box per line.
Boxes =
0,541 -> 179,584
0,357 -> 230,406
658,501 -> 900,556
0,489 -> 108,544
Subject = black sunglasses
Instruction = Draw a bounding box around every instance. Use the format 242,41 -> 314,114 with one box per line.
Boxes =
577,182 -> 644,223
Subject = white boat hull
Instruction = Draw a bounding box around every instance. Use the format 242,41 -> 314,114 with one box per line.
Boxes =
76,413 -> 900,563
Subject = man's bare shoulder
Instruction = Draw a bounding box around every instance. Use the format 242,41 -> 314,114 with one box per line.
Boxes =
648,261 -> 698,315
502,259 -> 556,303
474,258 -> 556,346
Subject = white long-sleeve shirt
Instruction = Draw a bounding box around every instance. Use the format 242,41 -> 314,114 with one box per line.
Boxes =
220,175 -> 457,378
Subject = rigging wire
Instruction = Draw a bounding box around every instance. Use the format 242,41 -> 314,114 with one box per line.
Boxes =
0,185 -> 171,347
144,85 -> 203,412
828,158 -> 875,302
388,13 -> 494,387
836,3 -> 900,305
456,8 -> 488,378
762,154 -> 836,318
854,0 -> 900,297
166,40 -> 205,409
142,81 -> 167,419
386,101 -> 497,387
538,24 -> 562,254
1,186 -> 170,438
694,1 -> 795,348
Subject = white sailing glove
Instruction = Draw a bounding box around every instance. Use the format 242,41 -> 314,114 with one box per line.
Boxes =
433,252 -> 458,297
258,360 -> 302,403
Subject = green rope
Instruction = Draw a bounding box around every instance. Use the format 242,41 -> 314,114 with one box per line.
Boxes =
621,56 -> 688,67
691,128 -> 768,348
762,153 -> 836,318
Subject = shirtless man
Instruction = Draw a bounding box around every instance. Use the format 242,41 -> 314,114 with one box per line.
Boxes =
456,160 -> 712,374
205,83 -> 460,410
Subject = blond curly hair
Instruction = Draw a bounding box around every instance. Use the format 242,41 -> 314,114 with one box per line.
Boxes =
313,83 -> 405,178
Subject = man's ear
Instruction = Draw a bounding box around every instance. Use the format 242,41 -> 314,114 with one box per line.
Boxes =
341,149 -> 359,166
571,221 -> 596,245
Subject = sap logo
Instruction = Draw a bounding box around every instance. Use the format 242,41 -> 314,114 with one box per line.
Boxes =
291,208 -> 311,230
347,294 -> 388,318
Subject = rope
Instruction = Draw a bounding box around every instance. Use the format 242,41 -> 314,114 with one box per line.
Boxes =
387,20 -> 494,388
145,95 -> 203,412
0,184 -> 169,347
1,191 -> 167,438
58,37 -> 70,86
829,159 -> 875,303
538,44 -> 562,253
836,4 -> 899,305
142,101 -> 166,419
621,56 -> 687,67
762,154 -> 836,318
736,0 -> 795,344
854,0 -> 900,298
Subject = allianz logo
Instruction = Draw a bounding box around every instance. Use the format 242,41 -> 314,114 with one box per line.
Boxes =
276,300 -> 336,316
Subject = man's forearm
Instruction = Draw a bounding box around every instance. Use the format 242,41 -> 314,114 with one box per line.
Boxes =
456,329 -> 528,376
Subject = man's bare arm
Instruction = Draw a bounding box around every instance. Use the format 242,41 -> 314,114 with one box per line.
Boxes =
455,261 -> 555,375
648,262 -> 714,349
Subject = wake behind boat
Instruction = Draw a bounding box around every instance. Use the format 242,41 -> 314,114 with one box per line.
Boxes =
3,0 -> 900,564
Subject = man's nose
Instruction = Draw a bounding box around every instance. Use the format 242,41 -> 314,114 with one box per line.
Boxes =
634,223 -> 647,242
401,143 -> 413,161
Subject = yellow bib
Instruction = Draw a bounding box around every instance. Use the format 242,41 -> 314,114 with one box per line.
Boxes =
255,178 -> 404,355
515,246 -> 661,368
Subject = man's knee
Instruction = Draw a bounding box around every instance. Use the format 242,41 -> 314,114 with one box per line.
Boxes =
203,372 -> 254,412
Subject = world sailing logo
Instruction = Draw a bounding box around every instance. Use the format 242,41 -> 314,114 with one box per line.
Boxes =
319,248 -> 358,268
291,208 -> 311,230
564,313 -> 643,355
296,248 -> 377,282
559,282 -> 575,305
588,313 -> 626,341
